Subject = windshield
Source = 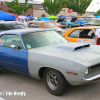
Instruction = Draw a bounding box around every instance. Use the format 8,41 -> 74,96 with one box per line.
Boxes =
12,24 -> 26,29
22,31 -> 68,49
90,20 -> 99,23
94,28 -> 100,32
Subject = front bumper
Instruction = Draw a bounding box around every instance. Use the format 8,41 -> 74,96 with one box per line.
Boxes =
81,74 -> 100,83
73,24 -> 80,27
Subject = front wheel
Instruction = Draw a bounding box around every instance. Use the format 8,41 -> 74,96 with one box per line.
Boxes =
68,24 -> 72,28
43,68 -> 67,96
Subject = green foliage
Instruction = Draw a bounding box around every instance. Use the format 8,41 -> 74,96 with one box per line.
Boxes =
66,0 -> 92,15
94,9 -> 100,16
5,0 -> 33,15
42,0 -> 67,16
23,0 -> 33,13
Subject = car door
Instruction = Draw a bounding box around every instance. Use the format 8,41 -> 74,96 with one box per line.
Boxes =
0,34 -> 29,75
64,29 -> 80,42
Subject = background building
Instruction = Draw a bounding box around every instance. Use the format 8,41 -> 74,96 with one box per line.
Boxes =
0,0 -> 90,17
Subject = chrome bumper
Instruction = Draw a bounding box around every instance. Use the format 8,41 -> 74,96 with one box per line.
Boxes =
82,74 -> 100,83
73,24 -> 80,26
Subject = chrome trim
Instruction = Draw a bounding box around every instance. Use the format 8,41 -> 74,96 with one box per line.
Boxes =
82,74 -> 100,83
19,35 -> 26,49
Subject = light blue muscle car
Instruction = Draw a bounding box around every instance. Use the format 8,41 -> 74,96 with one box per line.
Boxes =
0,28 -> 100,96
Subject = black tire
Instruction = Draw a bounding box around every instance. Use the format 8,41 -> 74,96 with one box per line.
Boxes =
43,68 -> 67,96
0,69 -> 2,74
62,27 -> 66,29
68,25 -> 72,28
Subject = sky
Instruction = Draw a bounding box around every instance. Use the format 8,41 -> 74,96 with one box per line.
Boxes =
35,0 -> 100,12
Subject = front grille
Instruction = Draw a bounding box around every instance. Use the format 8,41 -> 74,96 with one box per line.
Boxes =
61,23 -> 66,25
91,64 -> 100,70
88,64 -> 100,77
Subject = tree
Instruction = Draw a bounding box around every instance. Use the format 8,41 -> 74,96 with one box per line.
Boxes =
66,0 -> 92,15
42,0 -> 67,16
23,0 -> 33,15
5,0 -> 33,15
94,9 -> 100,16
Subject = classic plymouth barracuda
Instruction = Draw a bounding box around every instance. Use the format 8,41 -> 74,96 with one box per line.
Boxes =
62,26 -> 100,44
1,28 -> 100,96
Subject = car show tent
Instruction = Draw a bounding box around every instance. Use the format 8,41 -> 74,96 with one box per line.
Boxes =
0,11 -> 16,21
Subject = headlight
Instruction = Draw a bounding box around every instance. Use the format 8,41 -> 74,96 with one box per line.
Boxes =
85,68 -> 89,76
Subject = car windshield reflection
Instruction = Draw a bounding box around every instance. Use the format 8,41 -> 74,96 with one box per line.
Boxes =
94,28 -> 100,32
12,24 -> 26,29
22,31 -> 68,49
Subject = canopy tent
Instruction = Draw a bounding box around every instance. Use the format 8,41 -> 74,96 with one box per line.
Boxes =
7,12 -> 18,18
58,15 -> 66,18
87,15 -> 96,18
66,15 -> 75,18
27,15 -> 33,19
18,15 -> 28,21
0,11 -> 16,21
47,15 -> 59,19
18,15 -> 28,19
96,15 -> 100,18
35,17 -> 52,21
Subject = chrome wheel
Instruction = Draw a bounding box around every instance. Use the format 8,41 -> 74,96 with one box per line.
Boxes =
44,68 -> 67,96
68,25 -> 72,28
47,71 -> 58,90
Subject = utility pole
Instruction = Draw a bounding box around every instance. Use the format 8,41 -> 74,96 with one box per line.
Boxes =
97,2 -> 99,11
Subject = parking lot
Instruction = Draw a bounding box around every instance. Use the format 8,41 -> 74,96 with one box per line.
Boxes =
0,70 -> 100,100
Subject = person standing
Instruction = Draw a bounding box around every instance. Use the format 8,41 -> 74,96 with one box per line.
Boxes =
95,29 -> 100,45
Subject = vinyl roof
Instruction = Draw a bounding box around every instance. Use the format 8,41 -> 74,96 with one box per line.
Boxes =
0,28 -> 52,35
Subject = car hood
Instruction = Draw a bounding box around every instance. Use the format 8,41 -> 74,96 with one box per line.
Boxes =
28,43 -> 100,66
70,17 -> 77,22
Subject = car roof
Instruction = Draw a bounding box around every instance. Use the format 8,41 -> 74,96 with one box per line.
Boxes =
71,26 -> 100,29
0,28 -> 52,35
0,21 -> 24,25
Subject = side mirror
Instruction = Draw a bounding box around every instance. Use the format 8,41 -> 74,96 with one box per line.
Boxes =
10,44 -> 17,51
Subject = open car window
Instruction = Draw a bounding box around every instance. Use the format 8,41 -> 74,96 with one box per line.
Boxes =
12,24 -> 26,29
79,29 -> 95,39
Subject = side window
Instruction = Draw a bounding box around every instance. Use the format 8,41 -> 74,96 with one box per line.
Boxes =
79,29 -> 95,39
0,35 -> 24,49
0,24 -> 7,30
68,30 -> 80,38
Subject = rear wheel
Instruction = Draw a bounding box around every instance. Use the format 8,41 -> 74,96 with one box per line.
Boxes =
43,68 -> 67,96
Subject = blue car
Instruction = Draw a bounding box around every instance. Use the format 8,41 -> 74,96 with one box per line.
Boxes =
75,18 -> 87,26
58,19 -> 80,28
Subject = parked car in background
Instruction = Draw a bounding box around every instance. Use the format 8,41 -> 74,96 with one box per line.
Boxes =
57,18 -> 80,28
1,28 -> 100,96
75,18 -> 87,26
0,21 -> 26,31
29,21 -> 66,35
85,19 -> 100,26
62,26 -> 100,44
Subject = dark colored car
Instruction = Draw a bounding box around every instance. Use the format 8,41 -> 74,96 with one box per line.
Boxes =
0,21 -> 26,31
